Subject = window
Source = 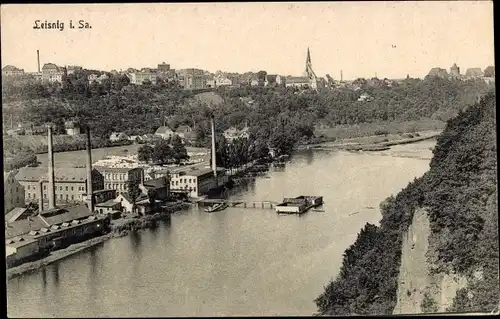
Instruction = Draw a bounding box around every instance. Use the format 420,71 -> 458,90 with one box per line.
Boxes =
27,193 -> 30,199
71,195 -> 74,200
16,186 -> 19,192
60,186 -> 63,191
44,185 -> 47,190
66,186 -> 68,191
60,194 -> 63,199
27,185 -> 30,190
66,194 -> 69,201
44,194 -> 47,199
71,186 -> 74,191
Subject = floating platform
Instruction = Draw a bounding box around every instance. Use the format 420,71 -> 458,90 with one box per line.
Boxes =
275,196 -> 323,214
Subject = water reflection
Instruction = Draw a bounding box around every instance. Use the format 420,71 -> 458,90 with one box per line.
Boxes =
52,263 -> 60,286
7,143 -> 435,317
304,149 -> 314,165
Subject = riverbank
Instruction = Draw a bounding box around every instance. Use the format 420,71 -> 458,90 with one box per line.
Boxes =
7,201 -> 190,280
300,130 -> 441,152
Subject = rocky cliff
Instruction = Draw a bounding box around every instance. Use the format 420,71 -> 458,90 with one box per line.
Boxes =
315,92 -> 498,315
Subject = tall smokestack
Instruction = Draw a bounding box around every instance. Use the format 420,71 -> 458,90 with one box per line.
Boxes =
37,50 -> 40,73
340,70 -> 343,82
210,115 -> 217,178
38,180 -> 44,212
86,129 -> 94,213
47,125 -> 56,209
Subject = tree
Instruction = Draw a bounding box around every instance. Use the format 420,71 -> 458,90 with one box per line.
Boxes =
171,135 -> 189,163
126,179 -> 142,214
152,139 -> 173,164
138,144 -> 153,163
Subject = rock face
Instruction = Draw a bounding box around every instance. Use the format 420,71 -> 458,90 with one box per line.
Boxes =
315,92 -> 498,316
393,208 -> 468,314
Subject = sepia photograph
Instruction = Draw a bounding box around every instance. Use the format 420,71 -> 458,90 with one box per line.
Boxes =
2,2 -> 498,317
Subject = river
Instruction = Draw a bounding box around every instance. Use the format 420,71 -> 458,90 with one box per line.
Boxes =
7,140 -> 436,317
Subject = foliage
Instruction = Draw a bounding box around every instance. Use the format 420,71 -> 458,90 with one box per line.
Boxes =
421,293 -> 439,313
126,179 -> 142,213
315,92 -> 497,315
171,135 -> 189,163
3,150 -> 38,171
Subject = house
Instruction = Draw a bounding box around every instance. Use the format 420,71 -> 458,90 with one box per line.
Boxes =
95,200 -> 122,215
84,189 -> 117,205
276,75 -> 286,86
15,167 -> 104,207
114,192 -> 149,213
127,70 -> 157,85
88,74 -> 98,84
465,68 -> 484,78
169,166 -> 226,198
5,205 -> 109,267
139,176 -> 170,202
4,171 -> 26,214
41,63 -> 65,83
109,132 -> 129,142
66,66 -> 82,75
223,126 -> 250,142
2,65 -> 25,77
285,76 -> 311,88
176,125 -> 197,143
94,166 -> 143,195
64,120 -> 81,135
155,126 -> 176,140
427,67 -> 449,78
357,92 -> 373,102
265,74 -> 278,86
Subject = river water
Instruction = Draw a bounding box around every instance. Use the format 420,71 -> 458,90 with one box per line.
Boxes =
7,140 -> 436,317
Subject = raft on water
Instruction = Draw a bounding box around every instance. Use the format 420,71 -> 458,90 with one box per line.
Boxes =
275,196 -> 323,214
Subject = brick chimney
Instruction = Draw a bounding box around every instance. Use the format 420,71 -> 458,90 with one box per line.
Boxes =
210,115 -> 217,178
86,129 -> 94,213
47,125 -> 56,209
38,180 -> 44,212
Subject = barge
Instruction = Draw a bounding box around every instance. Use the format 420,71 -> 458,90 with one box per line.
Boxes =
275,196 -> 323,214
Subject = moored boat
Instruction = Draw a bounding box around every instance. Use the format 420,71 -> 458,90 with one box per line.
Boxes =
204,202 -> 229,213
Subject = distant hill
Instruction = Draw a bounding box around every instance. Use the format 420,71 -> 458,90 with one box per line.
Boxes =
315,91 -> 498,315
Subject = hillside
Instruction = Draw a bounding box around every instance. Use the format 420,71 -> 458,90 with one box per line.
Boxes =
315,91 -> 498,315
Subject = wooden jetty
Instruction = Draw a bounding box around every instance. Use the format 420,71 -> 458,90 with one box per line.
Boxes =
197,198 -> 278,210
275,196 -> 323,215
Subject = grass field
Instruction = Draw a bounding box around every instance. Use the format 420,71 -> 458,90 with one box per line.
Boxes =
314,119 -> 447,141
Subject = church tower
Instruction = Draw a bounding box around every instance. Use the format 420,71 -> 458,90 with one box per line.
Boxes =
305,48 -> 318,89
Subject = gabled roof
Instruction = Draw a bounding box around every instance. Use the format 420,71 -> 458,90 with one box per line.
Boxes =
176,125 -> 192,134
155,126 -> 175,134
42,205 -> 93,226
5,208 -> 29,223
286,76 -> 310,83
3,65 -> 23,71
5,217 -> 47,239
142,177 -> 168,190
16,167 -> 98,182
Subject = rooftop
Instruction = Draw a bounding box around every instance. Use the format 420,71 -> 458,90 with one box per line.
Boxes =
16,167 -> 99,182
155,126 -> 175,134
5,207 -> 29,224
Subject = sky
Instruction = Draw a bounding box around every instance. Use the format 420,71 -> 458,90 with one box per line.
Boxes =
1,2 -> 495,80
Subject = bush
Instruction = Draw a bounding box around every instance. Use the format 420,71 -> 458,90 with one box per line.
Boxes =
421,293 -> 439,313
374,129 -> 389,136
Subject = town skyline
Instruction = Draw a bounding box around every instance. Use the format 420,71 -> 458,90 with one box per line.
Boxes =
1,2 -> 494,80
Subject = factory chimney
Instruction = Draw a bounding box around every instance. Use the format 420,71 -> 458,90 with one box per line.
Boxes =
86,128 -> 94,213
38,180 -> 44,212
340,70 -> 343,82
210,114 -> 217,178
47,125 -> 56,209
37,50 -> 40,73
